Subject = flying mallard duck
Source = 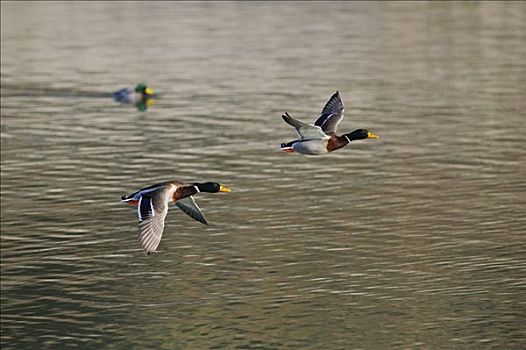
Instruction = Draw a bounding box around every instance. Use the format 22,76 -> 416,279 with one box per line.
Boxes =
121,181 -> 231,254
112,82 -> 154,104
280,91 -> 379,155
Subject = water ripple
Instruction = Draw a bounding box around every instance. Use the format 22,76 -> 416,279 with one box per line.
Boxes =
2,2 -> 526,350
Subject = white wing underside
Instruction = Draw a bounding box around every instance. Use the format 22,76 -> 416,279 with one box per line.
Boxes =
295,123 -> 329,140
283,113 -> 328,140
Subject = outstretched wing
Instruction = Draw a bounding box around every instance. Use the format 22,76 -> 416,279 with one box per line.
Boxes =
314,91 -> 345,134
138,212 -> 167,255
136,190 -> 170,254
175,196 -> 208,225
282,112 -> 328,140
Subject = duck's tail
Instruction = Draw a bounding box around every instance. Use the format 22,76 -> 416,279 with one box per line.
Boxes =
280,140 -> 296,152
121,195 -> 139,206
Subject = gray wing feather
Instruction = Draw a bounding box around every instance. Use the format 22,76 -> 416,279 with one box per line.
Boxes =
138,210 -> 167,254
282,112 -> 328,140
136,186 -> 173,254
314,113 -> 344,134
315,91 -> 345,134
176,196 -> 208,225
320,91 -> 344,116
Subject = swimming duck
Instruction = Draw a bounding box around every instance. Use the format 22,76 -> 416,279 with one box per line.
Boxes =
280,91 -> 379,155
112,82 -> 154,104
121,180 -> 231,254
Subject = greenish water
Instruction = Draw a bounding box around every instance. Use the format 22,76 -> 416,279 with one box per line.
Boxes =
1,2 -> 525,349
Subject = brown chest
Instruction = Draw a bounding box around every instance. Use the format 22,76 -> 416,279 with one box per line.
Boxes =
326,135 -> 348,152
173,185 -> 197,201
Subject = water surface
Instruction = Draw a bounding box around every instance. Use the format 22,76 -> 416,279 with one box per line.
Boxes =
1,2 -> 525,349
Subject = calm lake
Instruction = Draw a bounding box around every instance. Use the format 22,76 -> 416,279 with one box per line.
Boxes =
1,2 -> 525,349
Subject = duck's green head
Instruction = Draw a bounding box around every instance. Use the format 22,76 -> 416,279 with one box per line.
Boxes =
345,129 -> 380,141
194,182 -> 232,193
135,82 -> 154,96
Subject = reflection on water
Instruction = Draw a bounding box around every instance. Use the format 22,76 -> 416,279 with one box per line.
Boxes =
1,82 -> 155,111
1,2 -> 525,349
